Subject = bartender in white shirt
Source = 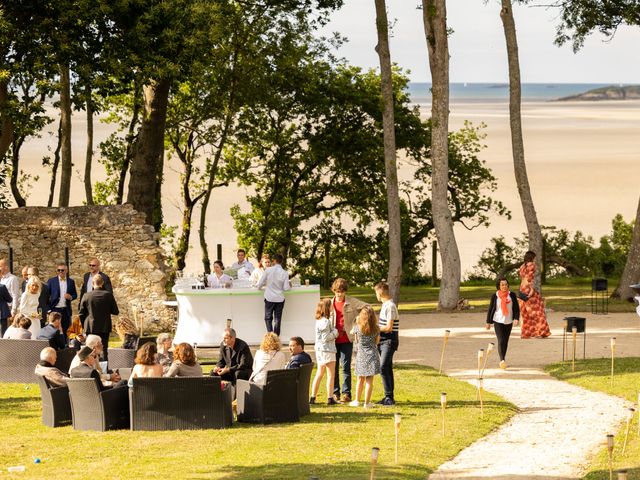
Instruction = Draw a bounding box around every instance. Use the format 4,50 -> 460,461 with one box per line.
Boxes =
250,254 -> 271,287
232,249 -> 255,280
207,261 -> 233,289
256,253 -> 290,336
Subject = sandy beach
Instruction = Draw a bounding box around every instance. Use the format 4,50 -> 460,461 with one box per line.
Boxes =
14,99 -> 640,275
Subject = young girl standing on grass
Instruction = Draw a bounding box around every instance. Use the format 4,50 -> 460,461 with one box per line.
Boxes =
349,305 -> 380,408
310,298 -> 339,405
375,281 -> 399,406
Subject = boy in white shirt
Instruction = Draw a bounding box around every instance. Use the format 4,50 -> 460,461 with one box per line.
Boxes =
374,281 -> 399,406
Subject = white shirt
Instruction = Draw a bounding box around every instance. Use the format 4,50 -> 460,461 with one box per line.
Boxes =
232,260 -> 255,274
250,350 -> 286,384
56,277 -> 68,309
207,273 -> 233,289
86,272 -> 96,293
0,272 -> 20,315
250,267 -> 265,287
492,292 -> 514,325
379,300 -> 399,333
256,264 -> 290,303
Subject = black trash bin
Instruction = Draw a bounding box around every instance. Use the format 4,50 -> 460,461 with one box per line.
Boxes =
563,316 -> 586,361
591,278 -> 608,314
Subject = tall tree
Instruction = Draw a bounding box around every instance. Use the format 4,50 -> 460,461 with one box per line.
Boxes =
374,0 -> 403,303
57,64 -> 72,207
422,0 -> 460,310
553,0 -> 640,299
500,0 -> 544,288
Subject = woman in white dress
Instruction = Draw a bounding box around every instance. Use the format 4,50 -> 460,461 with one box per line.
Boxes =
250,254 -> 271,287
207,261 -> 233,289
19,276 -> 41,338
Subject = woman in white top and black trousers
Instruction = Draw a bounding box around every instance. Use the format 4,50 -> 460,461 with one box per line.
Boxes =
486,277 -> 520,369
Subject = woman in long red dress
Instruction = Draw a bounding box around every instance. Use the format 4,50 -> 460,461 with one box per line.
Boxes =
518,251 -> 551,339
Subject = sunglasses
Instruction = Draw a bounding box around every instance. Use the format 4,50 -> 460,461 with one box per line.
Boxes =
88,264 -> 97,267
57,269 -> 66,272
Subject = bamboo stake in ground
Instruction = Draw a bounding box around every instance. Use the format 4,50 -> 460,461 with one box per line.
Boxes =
618,470 -> 628,480
622,407 -> 635,455
394,413 -> 401,464
481,343 -> 494,377
440,392 -> 447,437
478,378 -> 484,418
370,447 -> 380,480
607,434 -> 614,480
611,337 -> 616,387
476,349 -> 484,401
439,330 -> 450,374
572,326 -> 577,372
637,392 -> 640,437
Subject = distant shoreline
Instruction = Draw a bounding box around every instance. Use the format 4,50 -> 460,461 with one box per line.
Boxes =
556,85 -> 640,101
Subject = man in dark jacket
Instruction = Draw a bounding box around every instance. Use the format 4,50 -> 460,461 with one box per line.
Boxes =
69,346 -> 111,390
78,275 -> 119,361
79,257 -> 112,303
286,336 -> 312,369
211,328 -> 253,384
0,283 -> 12,336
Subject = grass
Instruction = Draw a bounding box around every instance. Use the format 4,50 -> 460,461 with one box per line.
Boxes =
330,278 -> 637,314
0,364 -> 516,479
546,357 -> 640,479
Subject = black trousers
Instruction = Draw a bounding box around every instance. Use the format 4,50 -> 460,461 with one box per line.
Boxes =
494,322 -> 514,361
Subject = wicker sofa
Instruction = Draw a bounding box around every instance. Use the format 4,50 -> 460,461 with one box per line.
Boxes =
0,339 -> 74,383
129,376 -> 233,431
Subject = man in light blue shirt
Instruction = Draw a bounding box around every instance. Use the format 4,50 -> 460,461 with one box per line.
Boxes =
256,253 -> 290,335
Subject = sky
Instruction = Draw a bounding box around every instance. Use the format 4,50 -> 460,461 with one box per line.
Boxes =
319,0 -> 640,83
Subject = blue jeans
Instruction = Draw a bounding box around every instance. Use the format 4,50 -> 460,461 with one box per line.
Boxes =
379,337 -> 398,399
264,300 -> 285,336
333,342 -> 353,397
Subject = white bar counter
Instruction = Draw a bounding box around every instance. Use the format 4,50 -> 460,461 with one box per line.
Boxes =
173,285 -> 320,345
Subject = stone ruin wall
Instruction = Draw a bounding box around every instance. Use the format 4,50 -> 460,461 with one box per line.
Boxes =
0,204 -> 173,333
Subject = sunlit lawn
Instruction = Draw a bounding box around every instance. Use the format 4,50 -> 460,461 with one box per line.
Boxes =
0,364 -> 516,479
546,357 -> 640,479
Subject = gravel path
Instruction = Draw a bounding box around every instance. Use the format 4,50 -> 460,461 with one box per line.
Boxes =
393,311 -> 639,479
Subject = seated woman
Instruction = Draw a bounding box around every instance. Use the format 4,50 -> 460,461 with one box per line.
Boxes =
250,332 -> 287,384
67,315 -> 86,350
3,314 -> 32,339
165,342 -> 203,377
207,260 -> 233,289
128,342 -> 164,387
19,277 -> 41,338
156,333 -> 174,373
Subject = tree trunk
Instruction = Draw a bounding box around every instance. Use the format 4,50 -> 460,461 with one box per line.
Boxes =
374,0 -> 403,304
10,138 -> 26,207
0,80 -> 13,160
84,92 -> 94,205
500,0 -> 544,289
127,78 -> 171,227
47,119 -> 63,207
422,0 -> 461,310
612,196 -> 640,301
58,64 -> 72,207
118,80 -> 142,204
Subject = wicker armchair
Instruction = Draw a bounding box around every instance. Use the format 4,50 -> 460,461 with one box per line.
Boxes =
67,378 -> 130,431
0,339 -> 50,383
236,369 -> 299,424
296,363 -> 314,417
36,375 -> 72,427
129,376 -> 233,431
107,348 -> 136,370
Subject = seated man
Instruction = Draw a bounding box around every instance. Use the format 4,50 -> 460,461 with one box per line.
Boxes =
286,336 -> 312,369
211,328 -> 253,384
69,334 -> 121,384
69,346 -> 111,390
35,347 -> 70,387
37,311 -> 66,350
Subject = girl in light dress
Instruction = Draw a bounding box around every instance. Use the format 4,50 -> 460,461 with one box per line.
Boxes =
250,332 -> 287,384
310,298 -> 338,405
19,276 -> 42,338
349,305 -> 380,408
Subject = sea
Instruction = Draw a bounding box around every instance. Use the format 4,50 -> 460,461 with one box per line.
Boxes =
406,82 -> 615,104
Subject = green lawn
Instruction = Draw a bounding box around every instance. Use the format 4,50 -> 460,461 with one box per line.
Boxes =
546,357 -> 640,479
0,364 -> 515,479
332,278 -> 636,314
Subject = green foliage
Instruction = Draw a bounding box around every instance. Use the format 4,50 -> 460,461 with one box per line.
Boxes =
554,0 -> 640,52
474,213 -> 634,280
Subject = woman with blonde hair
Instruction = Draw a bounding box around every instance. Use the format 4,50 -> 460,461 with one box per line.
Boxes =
128,342 -> 164,386
250,332 -> 286,384
310,298 -> 338,405
115,316 -> 139,349
349,305 -> 380,408
165,343 -> 203,377
19,276 -> 42,337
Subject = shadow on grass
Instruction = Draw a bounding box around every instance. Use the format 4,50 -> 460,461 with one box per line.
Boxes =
546,357 -> 640,380
583,467 -> 640,480
212,462 -> 431,480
